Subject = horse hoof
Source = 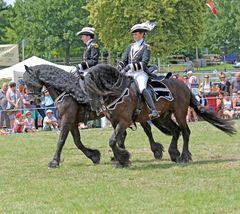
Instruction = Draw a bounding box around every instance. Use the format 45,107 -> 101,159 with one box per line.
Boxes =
48,160 -> 59,168
152,143 -> 164,160
153,150 -> 163,160
110,156 -> 116,162
169,150 -> 181,162
113,160 -> 130,168
90,150 -> 101,164
176,156 -> 191,164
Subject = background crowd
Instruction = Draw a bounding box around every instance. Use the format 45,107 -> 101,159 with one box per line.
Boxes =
0,80 -> 58,135
0,71 -> 239,135
174,71 -> 240,121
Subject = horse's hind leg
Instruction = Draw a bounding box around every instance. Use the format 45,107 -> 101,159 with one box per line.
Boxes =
165,119 -> 181,162
71,124 -> 101,164
140,122 -> 164,160
152,116 -> 181,162
174,115 -> 192,163
48,127 -> 70,168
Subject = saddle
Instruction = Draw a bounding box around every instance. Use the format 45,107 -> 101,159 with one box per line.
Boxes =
132,75 -> 173,119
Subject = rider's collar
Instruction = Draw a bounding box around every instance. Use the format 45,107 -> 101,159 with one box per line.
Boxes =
134,39 -> 144,47
86,39 -> 93,47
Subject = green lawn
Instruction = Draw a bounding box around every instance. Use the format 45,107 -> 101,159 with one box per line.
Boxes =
0,120 -> 240,214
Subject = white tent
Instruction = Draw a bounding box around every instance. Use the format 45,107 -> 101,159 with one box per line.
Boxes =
0,56 -> 74,81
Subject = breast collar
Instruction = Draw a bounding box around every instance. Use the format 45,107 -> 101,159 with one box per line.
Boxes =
130,40 -> 145,60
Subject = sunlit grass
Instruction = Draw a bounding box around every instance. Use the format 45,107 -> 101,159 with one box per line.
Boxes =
0,120 -> 240,213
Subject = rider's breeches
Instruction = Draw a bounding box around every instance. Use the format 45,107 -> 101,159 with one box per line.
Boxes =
126,70 -> 148,93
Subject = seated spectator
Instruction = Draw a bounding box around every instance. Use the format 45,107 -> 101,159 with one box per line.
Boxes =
232,90 -> 240,118
13,112 -> 25,133
195,87 -> 208,108
223,92 -> 234,119
24,111 -> 37,132
217,72 -> 231,95
231,72 -> 240,98
183,75 -> 189,85
43,109 -> 58,131
200,74 -> 212,93
217,91 -> 224,118
0,129 -> 8,135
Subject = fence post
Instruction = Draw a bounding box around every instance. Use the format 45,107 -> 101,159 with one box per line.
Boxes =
157,57 -> 160,72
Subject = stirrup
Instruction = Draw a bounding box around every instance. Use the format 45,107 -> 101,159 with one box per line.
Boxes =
149,110 -> 160,119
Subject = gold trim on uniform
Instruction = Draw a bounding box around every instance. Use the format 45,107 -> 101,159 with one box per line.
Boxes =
92,43 -> 99,49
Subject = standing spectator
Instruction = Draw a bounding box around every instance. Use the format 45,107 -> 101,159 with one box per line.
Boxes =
12,112 -> 24,133
223,92 -> 234,119
200,74 -> 212,93
231,72 -> 240,97
24,111 -> 37,132
0,82 -> 10,129
184,73 -> 197,122
43,87 -> 57,119
187,70 -> 198,89
232,90 -> 240,118
217,72 -> 231,95
6,81 -> 22,128
43,109 -> 58,131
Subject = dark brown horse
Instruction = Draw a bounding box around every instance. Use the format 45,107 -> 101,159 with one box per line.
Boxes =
23,64 -> 173,168
85,64 -> 237,167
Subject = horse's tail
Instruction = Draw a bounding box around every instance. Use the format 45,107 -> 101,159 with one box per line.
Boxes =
189,93 -> 236,135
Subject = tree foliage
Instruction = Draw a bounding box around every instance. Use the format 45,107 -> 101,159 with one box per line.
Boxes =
0,0 -> 11,43
86,0 -> 205,59
203,0 -> 240,54
5,0 -> 88,63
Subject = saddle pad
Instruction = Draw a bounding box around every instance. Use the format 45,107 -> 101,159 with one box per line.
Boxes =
148,80 -> 174,101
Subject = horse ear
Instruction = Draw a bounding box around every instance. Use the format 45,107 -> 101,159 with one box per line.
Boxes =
24,65 -> 31,73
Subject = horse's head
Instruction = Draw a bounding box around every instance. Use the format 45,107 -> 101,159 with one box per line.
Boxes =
23,65 -> 43,105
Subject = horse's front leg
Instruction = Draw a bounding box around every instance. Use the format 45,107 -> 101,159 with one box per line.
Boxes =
71,124 -> 101,164
140,121 -> 164,160
48,126 -> 69,168
109,123 -> 130,167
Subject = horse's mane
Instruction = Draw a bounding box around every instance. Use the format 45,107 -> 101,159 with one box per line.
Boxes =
85,64 -> 132,96
24,64 -> 88,103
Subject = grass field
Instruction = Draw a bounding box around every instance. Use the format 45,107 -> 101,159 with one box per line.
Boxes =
0,120 -> 240,213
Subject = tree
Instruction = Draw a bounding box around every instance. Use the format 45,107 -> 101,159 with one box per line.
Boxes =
86,0 -> 205,60
6,0 -> 88,64
0,0 -> 11,43
203,0 -> 240,54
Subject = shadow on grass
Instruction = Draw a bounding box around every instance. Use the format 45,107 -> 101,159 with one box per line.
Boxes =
57,156 -> 240,170
129,158 -> 240,171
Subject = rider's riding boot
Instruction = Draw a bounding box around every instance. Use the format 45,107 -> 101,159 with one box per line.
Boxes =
142,89 -> 160,119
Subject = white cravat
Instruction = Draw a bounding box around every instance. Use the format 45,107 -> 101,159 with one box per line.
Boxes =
86,39 -> 93,48
133,39 -> 144,54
